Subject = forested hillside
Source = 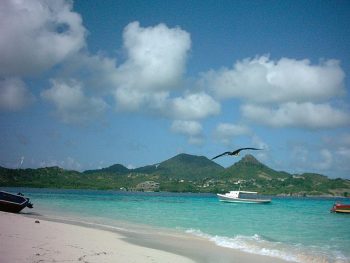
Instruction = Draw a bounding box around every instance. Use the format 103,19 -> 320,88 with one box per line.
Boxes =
1,154 -> 349,196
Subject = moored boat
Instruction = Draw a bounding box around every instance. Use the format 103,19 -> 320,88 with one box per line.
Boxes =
217,190 -> 271,204
0,191 -> 33,213
331,203 -> 350,213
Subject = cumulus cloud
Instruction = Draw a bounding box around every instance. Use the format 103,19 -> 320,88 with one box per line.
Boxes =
0,78 -> 35,111
113,22 -> 191,111
0,0 -> 86,113
336,147 -> 350,159
63,53 -> 119,94
0,0 -> 86,77
60,22 -> 192,113
114,88 -> 169,112
251,135 -> 269,160
331,134 -> 350,161
322,133 -> 350,170
241,102 -> 350,129
171,120 -> 203,145
170,92 -> 220,120
203,56 -> 345,103
41,80 -> 108,124
288,135 -> 350,177
314,149 -> 333,170
171,120 -> 202,135
291,146 -> 334,174
199,55 -> 349,130
214,123 -> 251,145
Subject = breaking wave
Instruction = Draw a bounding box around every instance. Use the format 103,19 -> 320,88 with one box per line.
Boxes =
185,229 -> 348,263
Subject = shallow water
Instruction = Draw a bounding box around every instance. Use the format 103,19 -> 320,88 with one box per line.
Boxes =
3,187 -> 350,263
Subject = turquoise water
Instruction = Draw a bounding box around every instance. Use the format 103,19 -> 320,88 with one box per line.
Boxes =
3,188 -> 350,263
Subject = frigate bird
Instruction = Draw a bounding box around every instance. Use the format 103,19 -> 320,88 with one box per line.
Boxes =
211,147 -> 262,160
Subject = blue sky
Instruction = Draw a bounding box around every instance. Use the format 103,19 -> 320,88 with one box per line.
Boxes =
1,0 -> 350,178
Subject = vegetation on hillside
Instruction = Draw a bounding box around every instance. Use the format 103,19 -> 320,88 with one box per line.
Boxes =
1,154 -> 349,196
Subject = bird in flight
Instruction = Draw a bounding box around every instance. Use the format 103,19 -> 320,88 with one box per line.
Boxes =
211,147 -> 262,160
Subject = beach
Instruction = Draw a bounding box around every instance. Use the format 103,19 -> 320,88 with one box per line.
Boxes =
0,211 -> 292,263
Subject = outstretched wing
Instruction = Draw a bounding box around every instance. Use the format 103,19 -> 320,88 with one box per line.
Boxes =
232,147 -> 262,155
211,151 -> 231,160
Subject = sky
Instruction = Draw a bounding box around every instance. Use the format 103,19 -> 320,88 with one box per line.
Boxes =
0,0 -> 350,179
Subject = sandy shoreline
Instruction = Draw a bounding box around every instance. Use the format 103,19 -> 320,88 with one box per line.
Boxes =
0,211 -> 292,263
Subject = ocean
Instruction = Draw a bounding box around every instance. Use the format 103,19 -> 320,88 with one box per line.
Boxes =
3,187 -> 349,263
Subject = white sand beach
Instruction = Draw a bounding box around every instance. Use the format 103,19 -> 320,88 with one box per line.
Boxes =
0,211 -> 293,263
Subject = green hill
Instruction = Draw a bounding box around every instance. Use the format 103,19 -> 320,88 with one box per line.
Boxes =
0,153 -> 349,196
220,154 -> 290,181
84,153 -> 224,181
155,153 -> 224,180
84,164 -> 129,174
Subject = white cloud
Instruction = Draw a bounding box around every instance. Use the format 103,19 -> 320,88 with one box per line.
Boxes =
55,22 -> 219,133
251,135 -> 268,150
0,78 -> 35,111
0,0 -> 86,77
336,147 -> 350,158
63,53 -> 119,94
322,133 -> 350,171
289,145 -> 312,174
214,123 -> 250,145
60,22 -> 191,113
323,133 -> 350,148
241,102 -> 350,129
188,136 -> 204,145
201,55 -> 349,131
288,137 -> 350,177
216,123 -> 251,136
113,22 -> 191,110
290,145 -> 332,173
203,56 -> 345,103
171,120 -> 202,136
114,88 -> 169,112
171,120 -> 204,145
251,135 -> 269,161
313,149 -> 333,170
63,52 -> 171,113
170,92 -> 220,120
41,80 -> 108,124
0,0 -> 86,113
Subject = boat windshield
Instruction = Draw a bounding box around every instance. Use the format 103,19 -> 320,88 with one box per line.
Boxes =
239,192 -> 261,199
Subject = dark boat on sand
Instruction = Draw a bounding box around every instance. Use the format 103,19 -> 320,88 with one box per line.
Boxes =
0,191 -> 33,213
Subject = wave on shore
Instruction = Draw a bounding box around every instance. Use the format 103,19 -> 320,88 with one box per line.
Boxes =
185,229 -> 348,263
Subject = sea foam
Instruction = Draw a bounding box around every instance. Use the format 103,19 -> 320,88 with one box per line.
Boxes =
185,229 -> 348,263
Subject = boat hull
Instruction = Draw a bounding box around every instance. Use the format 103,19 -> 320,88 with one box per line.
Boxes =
331,203 -> 350,213
0,191 -> 33,213
0,200 -> 29,213
217,194 -> 271,204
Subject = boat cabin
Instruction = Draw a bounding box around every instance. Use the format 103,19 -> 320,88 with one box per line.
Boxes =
226,191 -> 258,199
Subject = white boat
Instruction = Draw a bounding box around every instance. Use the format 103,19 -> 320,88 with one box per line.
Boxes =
217,190 -> 271,204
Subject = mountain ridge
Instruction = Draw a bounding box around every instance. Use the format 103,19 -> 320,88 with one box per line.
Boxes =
1,153 -> 349,196
84,153 -> 225,180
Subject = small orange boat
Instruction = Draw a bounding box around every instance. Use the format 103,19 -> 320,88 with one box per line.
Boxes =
331,203 -> 350,213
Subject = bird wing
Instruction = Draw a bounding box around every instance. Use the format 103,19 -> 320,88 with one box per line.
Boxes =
232,147 -> 262,155
211,151 -> 231,160
240,147 -> 262,151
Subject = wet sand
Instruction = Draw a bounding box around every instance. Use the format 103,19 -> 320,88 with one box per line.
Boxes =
0,211 -> 293,263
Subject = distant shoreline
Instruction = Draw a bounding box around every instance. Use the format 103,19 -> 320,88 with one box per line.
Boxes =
1,186 -> 350,200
